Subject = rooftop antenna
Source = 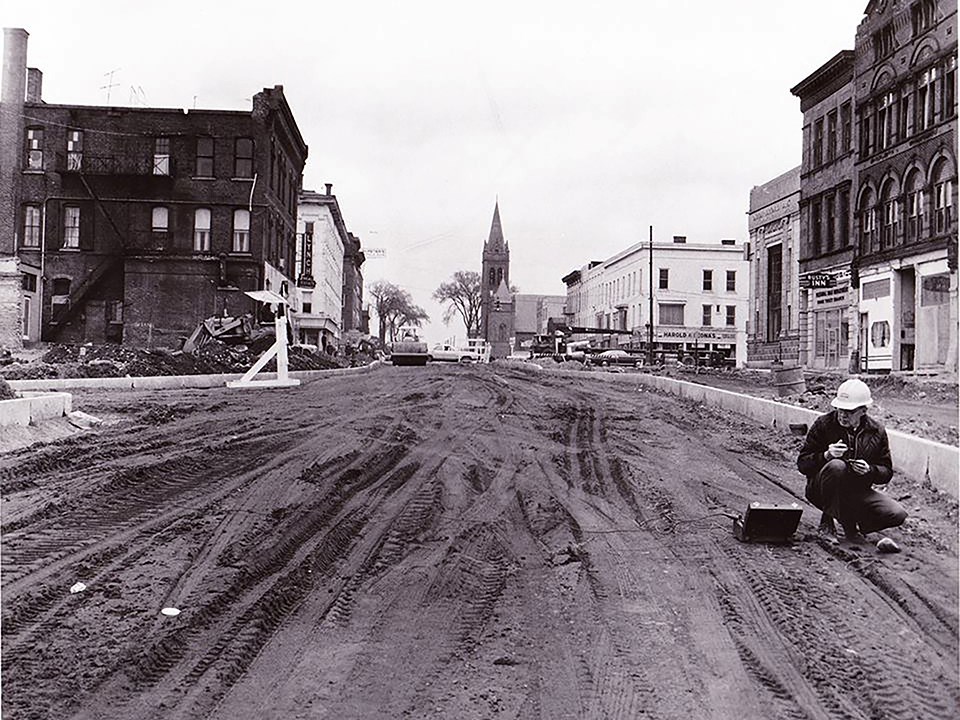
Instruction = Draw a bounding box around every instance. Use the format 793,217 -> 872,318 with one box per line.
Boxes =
101,68 -> 121,104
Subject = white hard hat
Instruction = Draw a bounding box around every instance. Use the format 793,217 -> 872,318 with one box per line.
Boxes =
831,378 -> 873,410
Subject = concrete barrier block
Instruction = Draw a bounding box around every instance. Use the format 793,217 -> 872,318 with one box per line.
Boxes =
27,393 -> 72,423
0,397 -> 32,427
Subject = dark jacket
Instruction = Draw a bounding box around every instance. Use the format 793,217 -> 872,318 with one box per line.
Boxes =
797,410 -> 894,487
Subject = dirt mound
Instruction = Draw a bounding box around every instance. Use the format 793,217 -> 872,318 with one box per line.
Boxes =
1,342 -> 349,380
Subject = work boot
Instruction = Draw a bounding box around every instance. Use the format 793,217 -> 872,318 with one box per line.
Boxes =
841,523 -> 867,545
818,513 -> 837,536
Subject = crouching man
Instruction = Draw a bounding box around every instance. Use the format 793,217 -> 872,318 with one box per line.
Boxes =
797,378 -> 908,545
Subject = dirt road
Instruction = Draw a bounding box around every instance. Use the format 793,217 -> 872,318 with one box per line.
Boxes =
2,363 -> 957,719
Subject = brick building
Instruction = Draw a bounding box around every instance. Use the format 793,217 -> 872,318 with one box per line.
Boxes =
851,0 -> 957,372
2,27 -> 308,348
341,231 -> 367,336
786,2 -> 957,375
747,167 -> 802,366
790,51 -> 857,371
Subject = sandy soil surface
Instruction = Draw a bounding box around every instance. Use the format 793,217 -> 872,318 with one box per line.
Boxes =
2,363 -> 958,719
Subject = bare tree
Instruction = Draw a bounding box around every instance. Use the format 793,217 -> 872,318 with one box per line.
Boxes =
368,281 -> 430,343
433,271 -> 482,338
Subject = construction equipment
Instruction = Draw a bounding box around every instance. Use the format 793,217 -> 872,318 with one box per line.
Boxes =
732,502 -> 803,543
183,313 -> 256,354
390,327 -> 429,366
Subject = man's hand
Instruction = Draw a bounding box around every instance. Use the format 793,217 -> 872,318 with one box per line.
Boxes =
825,441 -> 848,459
847,459 -> 870,475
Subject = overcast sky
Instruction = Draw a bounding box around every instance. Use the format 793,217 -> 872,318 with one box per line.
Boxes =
7,0 -> 867,345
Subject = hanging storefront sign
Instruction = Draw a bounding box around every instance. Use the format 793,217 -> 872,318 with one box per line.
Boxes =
800,272 -> 836,289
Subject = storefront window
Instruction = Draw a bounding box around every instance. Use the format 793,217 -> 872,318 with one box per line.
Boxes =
871,321 -> 891,348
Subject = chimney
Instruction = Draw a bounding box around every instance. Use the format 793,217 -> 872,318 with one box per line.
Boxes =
2,28 -> 28,105
25,67 -> 41,102
325,183 -> 333,196
1,28 -> 30,257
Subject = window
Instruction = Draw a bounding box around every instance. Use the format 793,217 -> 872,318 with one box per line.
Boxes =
906,173 -> 925,242
233,209 -> 250,253
859,106 -> 872,157
51,278 -> 70,316
911,0 -> 937,36
813,118 -> 823,166
873,23 -> 895,62
881,181 -> 900,249
702,269 -> 713,291
63,206 -> 80,248
934,178 -> 953,234
840,102 -> 852,151
871,321 -> 891,348
151,206 -> 168,233
153,137 -> 170,175
827,110 -> 837,162
725,305 -> 736,327
66,129 -> 83,171
839,189 -> 850,246
812,200 -> 823,254
302,302 -> 312,314
22,204 -> 41,247
826,194 -> 836,251
194,208 -> 211,252
899,88 -> 912,140
235,138 -> 254,178
725,270 -> 736,292
917,68 -> 936,132
859,190 -> 877,253
658,268 -> 669,289
702,304 -> 712,326
22,273 -> 37,292
942,56 -> 956,120
196,136 -> 214,177
877,92 -> 895,150
107,300 -> 123,324
25,127 -> 43,169
658,303 -> 684,326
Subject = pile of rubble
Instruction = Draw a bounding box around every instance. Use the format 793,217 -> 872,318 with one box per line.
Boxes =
0,341 -> 349,380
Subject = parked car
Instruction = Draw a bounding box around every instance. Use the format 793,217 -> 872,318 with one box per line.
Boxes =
590,350 -> 643,368
428,344 -> 477,364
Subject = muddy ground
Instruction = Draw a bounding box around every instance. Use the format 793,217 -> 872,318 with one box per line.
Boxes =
2,363 -> 958,719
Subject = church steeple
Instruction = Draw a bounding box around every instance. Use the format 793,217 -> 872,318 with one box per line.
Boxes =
485,201 -> 507,253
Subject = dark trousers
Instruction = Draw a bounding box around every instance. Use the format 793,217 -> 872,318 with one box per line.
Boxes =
805,459 -> 908,534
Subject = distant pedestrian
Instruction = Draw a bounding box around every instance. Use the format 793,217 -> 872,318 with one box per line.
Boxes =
797,378 -> 907,545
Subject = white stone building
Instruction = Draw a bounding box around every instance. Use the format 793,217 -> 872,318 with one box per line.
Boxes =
562,235 -> 749,366
294,187 -> 348,350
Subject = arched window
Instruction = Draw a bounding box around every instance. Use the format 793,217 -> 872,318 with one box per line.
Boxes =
879,178 -> 899,250
858,188 -> 877,255
498,323 -> 507,341
904,169 -> 925,242
488,268 -> 496,286
932,157 -> 955,235
496,267 -> 503,284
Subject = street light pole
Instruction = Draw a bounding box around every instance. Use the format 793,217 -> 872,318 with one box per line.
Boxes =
647,225 -> 654,366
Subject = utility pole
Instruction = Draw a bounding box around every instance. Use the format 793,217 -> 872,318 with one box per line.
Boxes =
647,225 -> 654,366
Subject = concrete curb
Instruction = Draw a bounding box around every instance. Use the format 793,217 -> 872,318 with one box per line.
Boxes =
5,361 -> 379,393
0,391 -> 73,428
550,367 -> 959,499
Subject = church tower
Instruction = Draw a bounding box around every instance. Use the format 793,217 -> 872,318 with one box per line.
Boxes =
480,202 -> 514,359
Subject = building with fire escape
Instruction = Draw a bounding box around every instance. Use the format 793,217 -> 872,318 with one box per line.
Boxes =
2,27 -> 307,348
